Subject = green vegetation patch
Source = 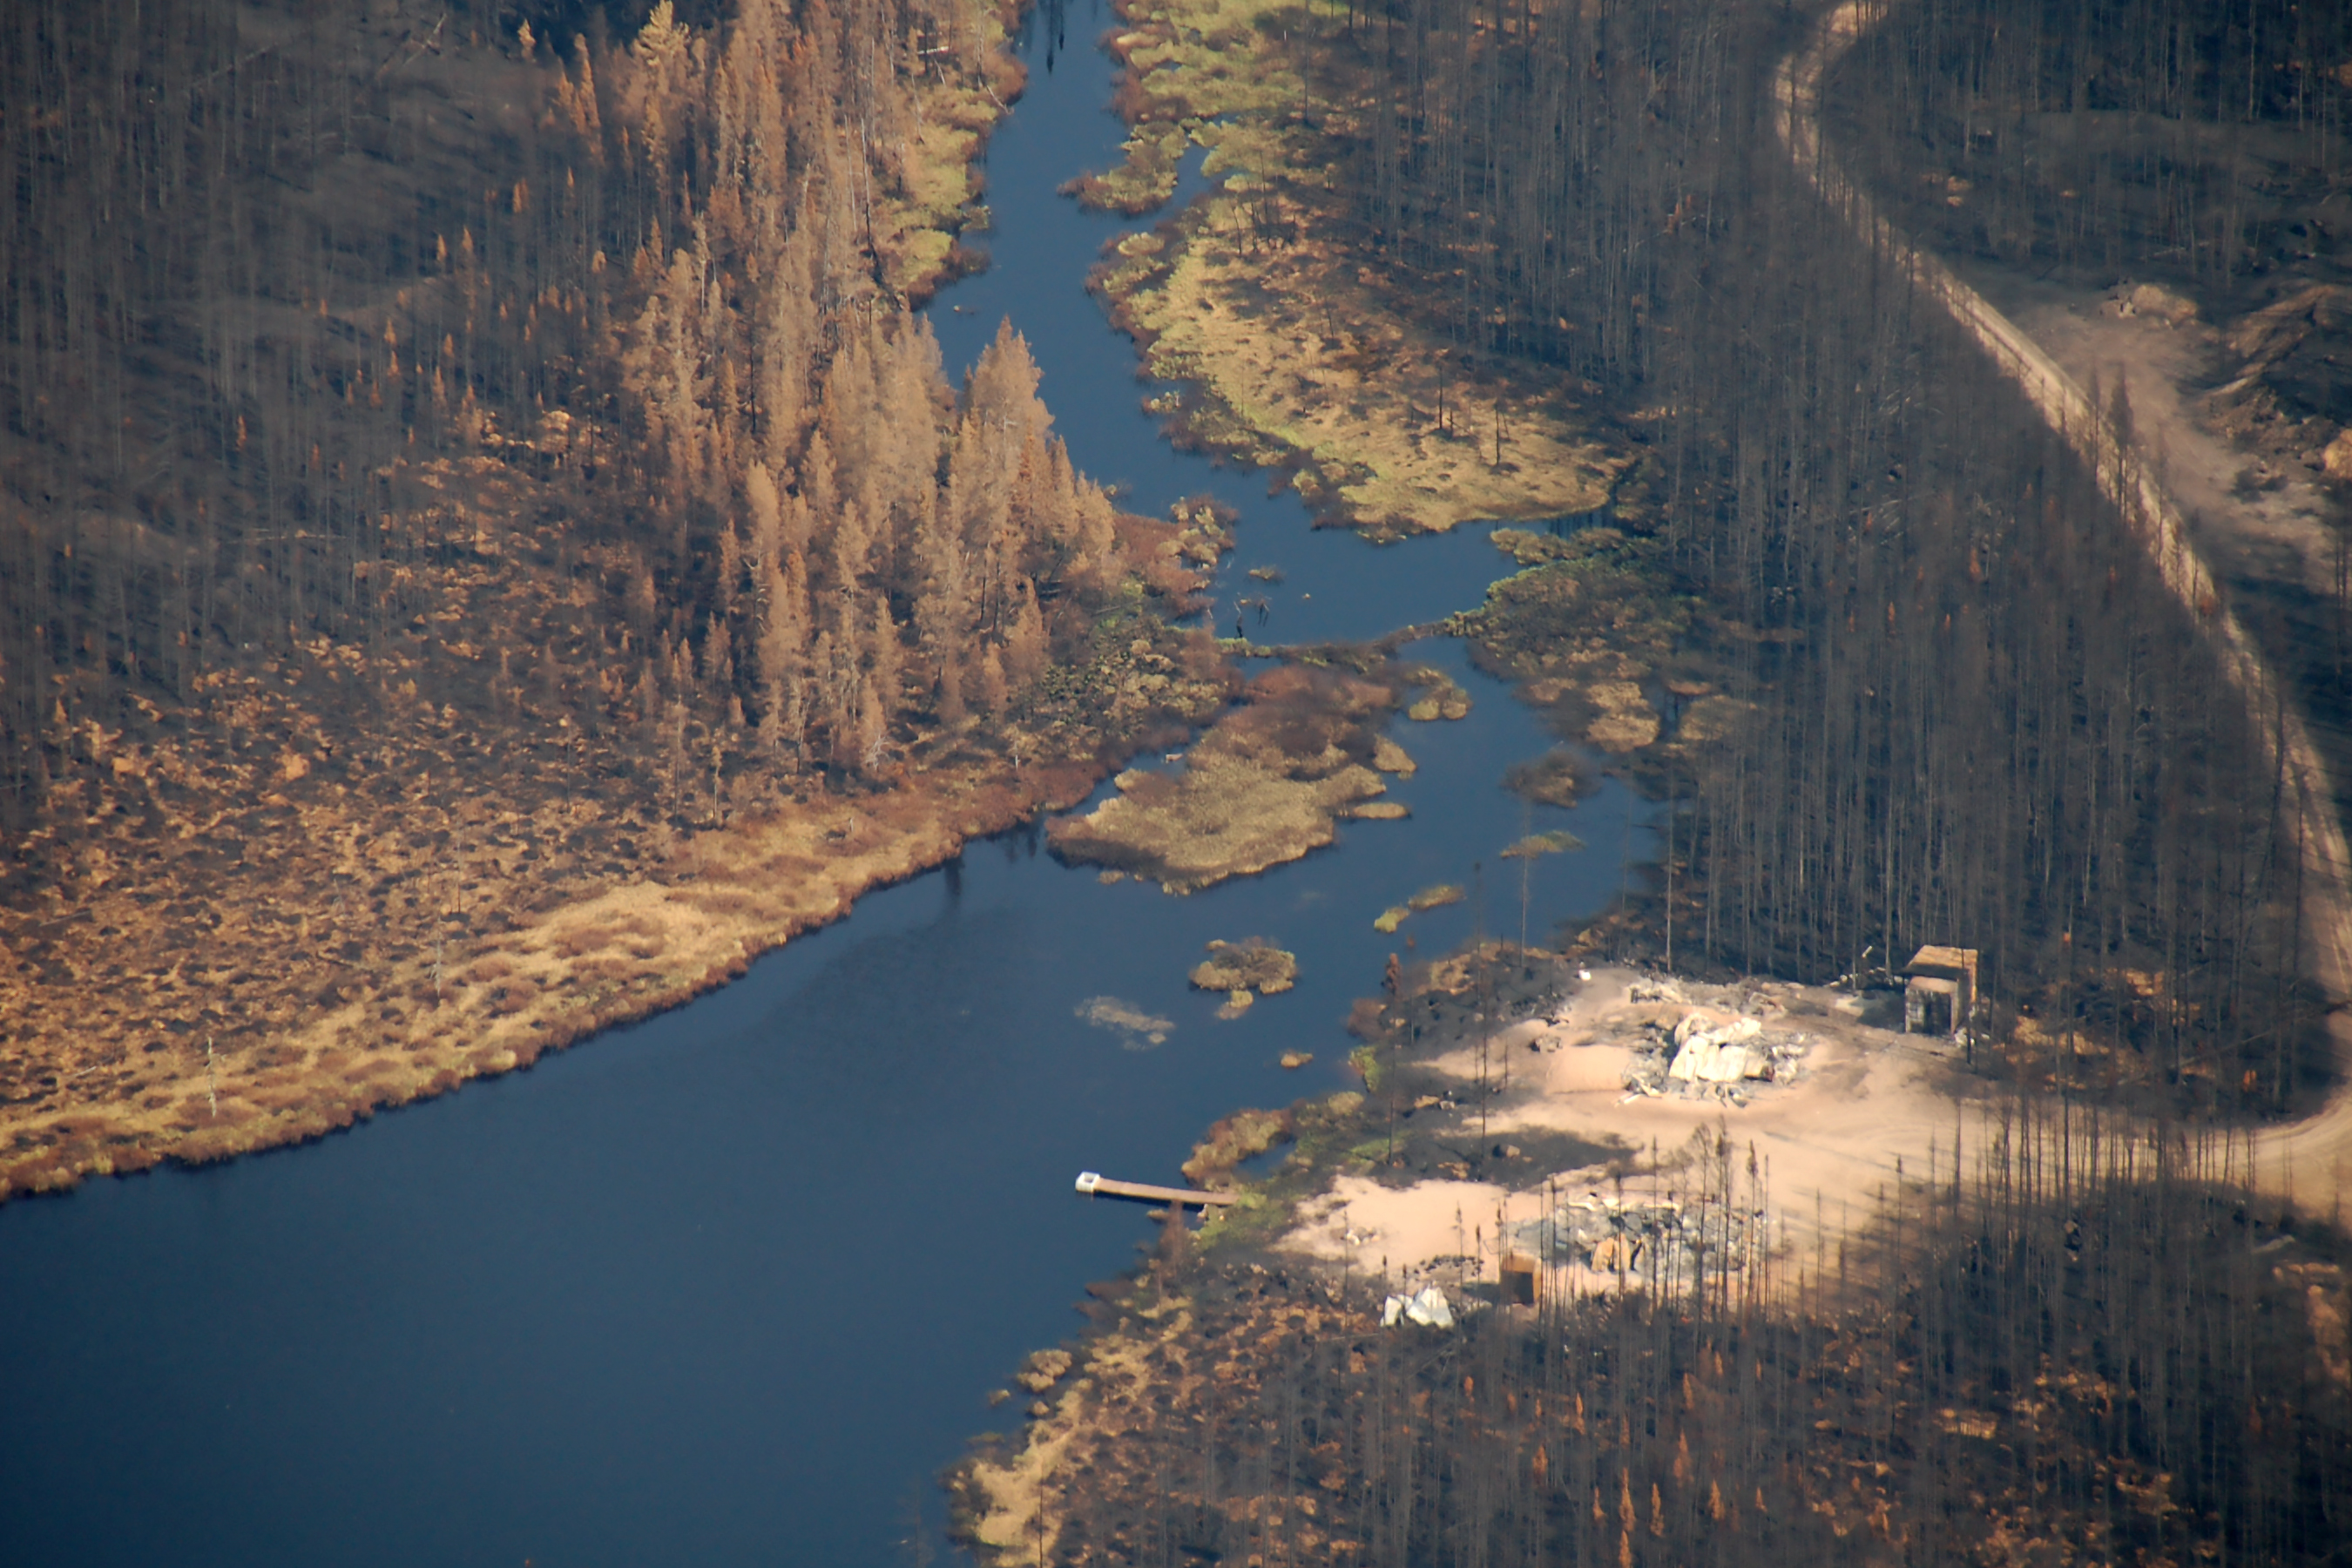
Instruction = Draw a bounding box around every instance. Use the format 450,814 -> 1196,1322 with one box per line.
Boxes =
1502,748 -> 1594,807
1048,664 -> 1404,892
1189,938 -> 1299,995
1180,1105 -> 1295,1186
1191,1089 -> 1371,1250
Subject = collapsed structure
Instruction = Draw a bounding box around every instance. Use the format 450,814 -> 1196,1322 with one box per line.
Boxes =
1510,1191 -> 1767,1288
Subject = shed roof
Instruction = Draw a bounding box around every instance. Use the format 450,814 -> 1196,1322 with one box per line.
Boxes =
1904,945 -> 1978,977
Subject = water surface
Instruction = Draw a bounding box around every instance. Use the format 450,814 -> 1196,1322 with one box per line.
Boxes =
0,19 -> 1648,1566
922,16 -> 1550,647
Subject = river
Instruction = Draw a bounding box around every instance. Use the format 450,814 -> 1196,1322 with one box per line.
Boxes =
0,17 -> 1646,1566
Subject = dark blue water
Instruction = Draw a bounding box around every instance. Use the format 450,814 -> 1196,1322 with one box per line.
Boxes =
0,21 -> 1646,1568
921,13 -> 1547,648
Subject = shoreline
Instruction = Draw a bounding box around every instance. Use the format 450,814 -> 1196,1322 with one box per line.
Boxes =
1078,0 -> 1631,539
949,943 -> 2352,1561
0,697 -> 1211,1200
0,3 -> 1220,1205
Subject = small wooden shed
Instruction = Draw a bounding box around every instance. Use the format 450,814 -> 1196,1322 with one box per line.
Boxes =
1499,1253 -> 1540,1308
1903,946 -> 1978,1037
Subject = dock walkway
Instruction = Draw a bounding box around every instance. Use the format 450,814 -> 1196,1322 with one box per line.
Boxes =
1074,1172 -> 1235,1207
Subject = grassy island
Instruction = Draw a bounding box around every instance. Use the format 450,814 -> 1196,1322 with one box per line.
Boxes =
1078,0 -> 1629,536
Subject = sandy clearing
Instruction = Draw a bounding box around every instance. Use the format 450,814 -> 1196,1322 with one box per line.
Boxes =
1280,966 -> 1979,1288
1289,1173 -> 1518,1281
1984,280 -> 2341,606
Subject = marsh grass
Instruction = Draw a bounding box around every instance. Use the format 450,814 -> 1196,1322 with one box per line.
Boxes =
1078,0 -> 1625,536
1188,939 -> 1300,995
1398,666 -> 1472,721
0,718 -> 1208,1197
1099,209 -> 1625,534
1502,749 -> 1596,808
1180,1106 -> 1296,1186
1499,829 -> 1585,860
1049,665 -> 1403,892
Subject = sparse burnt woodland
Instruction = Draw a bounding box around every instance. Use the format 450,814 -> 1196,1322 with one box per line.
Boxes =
1308,0 -> 2343,1112
0,0 -> 1232,1194
950,5 -> 2352,1558
957,1110 -> 2352,1565
1820,0 -> 2352,1058
1826,0 -> 2352,299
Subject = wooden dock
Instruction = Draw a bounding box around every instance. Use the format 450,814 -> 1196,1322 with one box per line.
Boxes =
1074,1171 -> 1236,1207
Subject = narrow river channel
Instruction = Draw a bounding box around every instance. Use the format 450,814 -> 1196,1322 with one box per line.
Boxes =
0,17 -> 1649,1566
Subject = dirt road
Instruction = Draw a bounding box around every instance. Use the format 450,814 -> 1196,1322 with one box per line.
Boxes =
1271,3 -> 2352,1297
1776,0 -> 2352,1208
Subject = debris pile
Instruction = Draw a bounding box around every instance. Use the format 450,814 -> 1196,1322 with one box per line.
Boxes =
1619,1009 -> 1811,1104
1669,1011 -> 1764,1082
1380,1285 -> 1456,1329
1511,1194 -> 1762,1282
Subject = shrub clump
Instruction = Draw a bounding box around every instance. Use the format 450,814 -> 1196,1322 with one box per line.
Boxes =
1188,940 -> 1298,996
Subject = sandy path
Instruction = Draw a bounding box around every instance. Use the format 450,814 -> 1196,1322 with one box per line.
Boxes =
1775,0 -> 2352,1208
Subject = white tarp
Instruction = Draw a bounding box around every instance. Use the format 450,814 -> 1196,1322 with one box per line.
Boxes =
1667,1011 -> 1767,1083
1382,1285 -> 1456,1329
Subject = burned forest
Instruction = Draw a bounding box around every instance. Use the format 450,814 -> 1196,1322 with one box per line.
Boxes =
0,0 -> 1234,1193
950,0 -> 2352,1563
8,0 -> 2352,1561
969,1107 -> 2352,1566
1307,0 -> 2352,1112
